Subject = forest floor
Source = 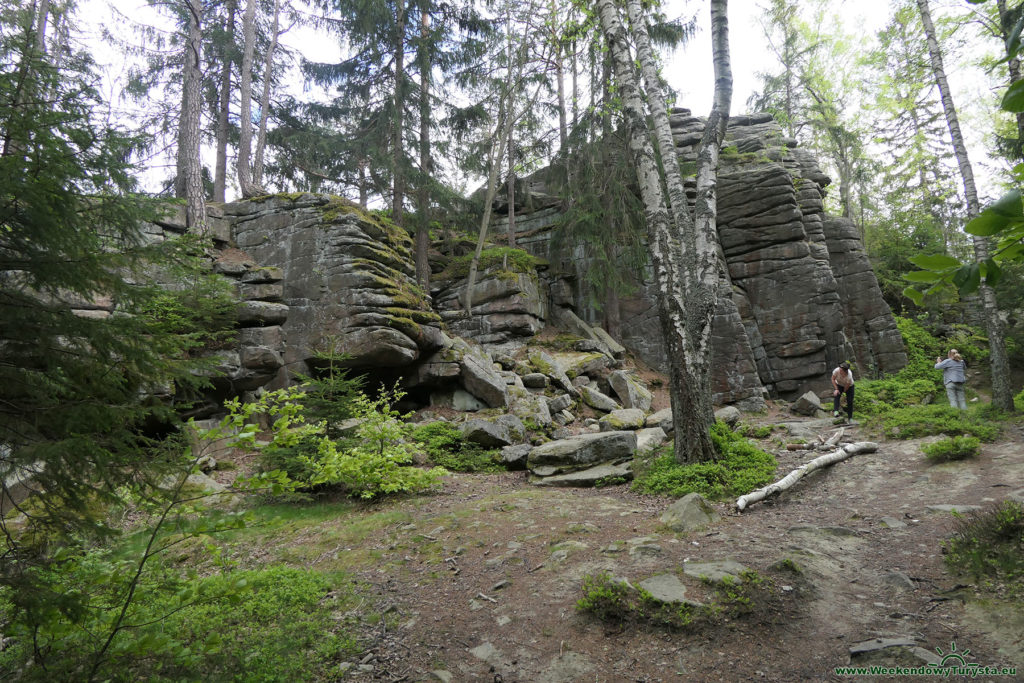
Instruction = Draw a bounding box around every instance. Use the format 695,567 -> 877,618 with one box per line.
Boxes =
213,409 -> 1024,683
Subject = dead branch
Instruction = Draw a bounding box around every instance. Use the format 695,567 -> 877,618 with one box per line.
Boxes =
736,441 -> 878,512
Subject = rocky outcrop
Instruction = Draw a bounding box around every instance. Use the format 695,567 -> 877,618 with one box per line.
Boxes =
228,194 -> 444,379
488,111 -> 906,403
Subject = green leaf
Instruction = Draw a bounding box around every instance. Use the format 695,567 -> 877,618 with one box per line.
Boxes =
902,286 -> 924,306
903,270 -> 943,283
983,258 -> 1003,287
988,189 -> 1023,217
1002,79 -> 1024,112
1008,14 -> 1024,59
907,253 -> 961,271
952,264 -> 981,295
966,212 -> 1011,237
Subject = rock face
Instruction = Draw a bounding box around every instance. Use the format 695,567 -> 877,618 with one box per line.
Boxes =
490,111 -> 906,404
228,194 -> 443,379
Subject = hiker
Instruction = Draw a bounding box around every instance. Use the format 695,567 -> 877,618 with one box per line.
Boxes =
831,361 -> 855,421
935,349 -> 967,410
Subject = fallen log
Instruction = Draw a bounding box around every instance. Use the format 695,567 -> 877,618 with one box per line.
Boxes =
736,441 -> 878,512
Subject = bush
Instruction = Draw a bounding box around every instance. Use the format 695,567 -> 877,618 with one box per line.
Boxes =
870,404 -> 1001,442
921,435 -> 981,462
631,421 -> 776,499
944,501 -> 1024,598
409,421 -> 503,472
0,562 -> 368,682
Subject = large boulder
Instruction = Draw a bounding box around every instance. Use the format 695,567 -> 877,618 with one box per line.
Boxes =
598,409 -> 646,432
580,385 -> 621,413
460,415 -> 526,447
660,493 -> 722,532
527,431 -> 637,474
791,390 -> 823,416
527,349 -> 578,397
508,386 -> 553,428
453,338 -> 508,408
608,371 -> 653,412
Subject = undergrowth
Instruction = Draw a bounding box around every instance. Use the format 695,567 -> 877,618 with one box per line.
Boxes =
921,435 -> 981,462
865,404 -> 1002,441
409,421 -> 503,472
630,421 -> 776,499
944,501 -> 1024,600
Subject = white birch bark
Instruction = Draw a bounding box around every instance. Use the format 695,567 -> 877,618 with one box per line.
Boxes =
237,0 -> 264,197
916,0 -> 1013,412
735,442 -> 878,511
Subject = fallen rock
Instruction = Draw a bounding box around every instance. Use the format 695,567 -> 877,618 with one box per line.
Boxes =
714,405 -> 742,428
532,461 -> 633,488
660,493 -> 721,532
508,386 -> 553,428
528,431 -> 637,473
580,385 -> 622,413
455,338 -> 508,408
635,426 -> 668,452
848,638 -> 937,667
528,349 -> 577,397
608,370 -> 653,412
460,415 -> 526,448
637,573 -> 704,607
500,444 -> 532,470
646,407 -> 673,433
598,408 -> 646,432
791,391 -> 823,416
682,559 -> 748,583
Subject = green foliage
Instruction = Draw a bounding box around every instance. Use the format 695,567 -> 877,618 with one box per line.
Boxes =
631,422 -> 777,499
1016,387 -> 1024,412
740,423 -> 775,439
436,247 -> 539,281
409,421 -> 503,472
869,405 -> 1001,441
943,501 -> 1024,599
293,343 -> 364,438
893,316 -> 946,382
922,435 -> 982,462
0,559 -> 366,682
576,572 -> 634,622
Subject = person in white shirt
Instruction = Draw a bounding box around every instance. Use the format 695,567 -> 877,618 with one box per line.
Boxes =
831,361 -> 854,421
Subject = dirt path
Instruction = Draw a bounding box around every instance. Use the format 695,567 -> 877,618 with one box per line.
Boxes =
337,420 -> 1024,682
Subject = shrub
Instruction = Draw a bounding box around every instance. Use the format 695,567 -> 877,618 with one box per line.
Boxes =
409,421 -> 503,473
576,572 -> 634,622
631,421 -> 776,499
870,405 -> 1001,442
921,435 -> 981,462
944,501 -> 1024,598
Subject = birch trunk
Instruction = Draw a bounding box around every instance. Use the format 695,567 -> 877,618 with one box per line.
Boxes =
507,132 -> 517,249
736,442 -> 878,511
237,0 -> 264,197
917,0 -> 1013,412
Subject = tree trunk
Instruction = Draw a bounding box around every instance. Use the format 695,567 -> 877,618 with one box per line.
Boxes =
917,0 -> 1013,412
613,0 -> 732,463
213,0 -> 234,203
414,5 -> 432,290
253,0 -> 282,188
392,0 -> 407,226
507,132 -> 517,249
179,0 -> 207,233
237,0 -> 263,197
736,441 -> 878,511
2,0 -> 50,159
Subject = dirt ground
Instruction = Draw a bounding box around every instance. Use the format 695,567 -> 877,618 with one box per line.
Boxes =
327,416 -> 1024,683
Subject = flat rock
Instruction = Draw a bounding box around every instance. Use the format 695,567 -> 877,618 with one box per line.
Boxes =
532,462 -> 633,488
848,638 -> 936,667
537,652 -> 596,683
682,559 -> 748,583
637,573 -> 704,607
580,385 -> 621,413
645,407 -> 673,433
598,408 -> 646,431
925,504 -> 982,514
660,493 -> 721,532
635,426 -> 668,452
528,431 -> 637,472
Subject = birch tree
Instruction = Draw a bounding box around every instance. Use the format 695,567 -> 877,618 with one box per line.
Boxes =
916,0 -> 1013,412
597,0 -> 732,463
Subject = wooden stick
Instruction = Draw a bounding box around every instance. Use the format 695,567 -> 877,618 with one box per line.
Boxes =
735,441 -> 878,512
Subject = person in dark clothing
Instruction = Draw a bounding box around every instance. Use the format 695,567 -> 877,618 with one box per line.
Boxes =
935,349 -> 967,410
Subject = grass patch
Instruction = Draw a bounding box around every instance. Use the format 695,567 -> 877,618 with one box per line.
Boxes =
944,501 -> 1024,600
921,435 -> 981,462
631,421 -> 776,499
435,246 -> 539,281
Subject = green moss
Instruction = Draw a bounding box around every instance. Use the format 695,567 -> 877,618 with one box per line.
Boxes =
436,247 -> 539,281
385,307 -> 441,324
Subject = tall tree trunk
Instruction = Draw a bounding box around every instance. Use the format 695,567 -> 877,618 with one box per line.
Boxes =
2,0 -> 50,158
253,0 -> 281,187
237,0 -> 264,197
213,0 -> 234,203
507,132 -> 517,249
178,0 -> 207,233
392,0 -> 407,226
414,5 -> 431,290
599,0 -> 732,463
917,0 -> 1013,412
